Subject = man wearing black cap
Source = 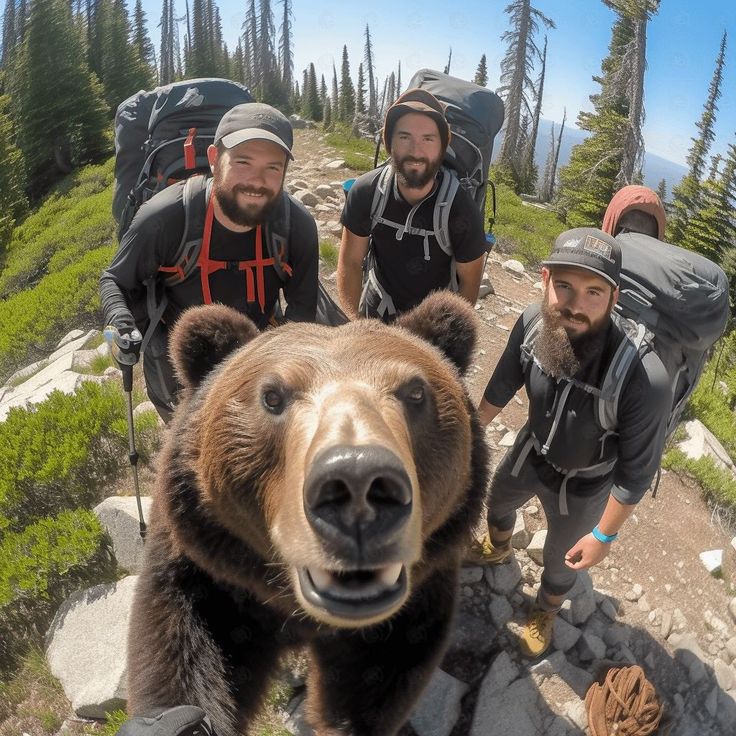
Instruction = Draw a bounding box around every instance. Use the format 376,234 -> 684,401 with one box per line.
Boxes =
337,88 -> 487,321
474,227 -> 672,658
100,102 -> 318,421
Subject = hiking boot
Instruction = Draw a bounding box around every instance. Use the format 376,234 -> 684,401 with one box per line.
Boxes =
465,535 -> 514,565
520,605 -> 558,658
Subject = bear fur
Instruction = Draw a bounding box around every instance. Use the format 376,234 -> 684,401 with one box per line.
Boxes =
126,292 -> 489,736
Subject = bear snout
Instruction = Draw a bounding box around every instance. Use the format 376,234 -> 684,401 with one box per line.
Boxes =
303,444 -> 414,562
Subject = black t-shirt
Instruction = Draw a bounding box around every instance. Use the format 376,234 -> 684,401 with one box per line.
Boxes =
100,180 -> 319,332
340,167 -> 486,313
483,304 -> 673,501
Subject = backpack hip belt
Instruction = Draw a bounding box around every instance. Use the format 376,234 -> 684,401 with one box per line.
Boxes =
510,430 -> 617,516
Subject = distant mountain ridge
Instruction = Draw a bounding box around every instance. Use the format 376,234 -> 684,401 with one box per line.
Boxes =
491,118 -> 688,200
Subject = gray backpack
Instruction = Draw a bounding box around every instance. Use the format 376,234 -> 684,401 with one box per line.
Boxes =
523,233 -> 730,444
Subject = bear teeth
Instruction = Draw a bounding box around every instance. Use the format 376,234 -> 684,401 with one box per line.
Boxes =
307,564 -> 403,600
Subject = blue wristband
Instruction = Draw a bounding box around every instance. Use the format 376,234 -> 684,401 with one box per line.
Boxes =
592,525 -> 618,543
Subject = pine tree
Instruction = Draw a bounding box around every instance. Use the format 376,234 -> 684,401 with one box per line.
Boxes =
474,53 -> 488,86
0,89 -> 26,251
233,37 -> 245,83
132,0 -> 156,78
396,60 -> 401,96
2,0 -> 18,66
331,61 -> 338,114
355,62 -> 365,114
557,1 -> 659,227
322,95 -> 332,130
159,0 -> 175,84
680,143 -> 736,263
386,71 -> 396,107
243,0 -> 258,90
94,0 -> 153,113
10,0 -> 107,183
338,45 -> 354,123
497,0 -> 555,191
539,123 -> 556,201
443,47 -> 452,74
656,178 -> 667,204
669,30 -> 727,245
363,25 -> 376,117
520,35 -> 547,193
301,62 -> 322,121
278,0 -> 293,90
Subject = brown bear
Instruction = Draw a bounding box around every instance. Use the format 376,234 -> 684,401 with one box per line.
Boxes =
125,292 -> 489,736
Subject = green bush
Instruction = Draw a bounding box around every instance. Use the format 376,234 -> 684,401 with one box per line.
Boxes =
488,180 -> 565,266
663,448 -> 736,510
0,509 -> 115,675
0,245 -> 114,381
322,126 -> 376,173
1,159 -> 114,297
319,239 -> 339,270
0,380 -> 159,533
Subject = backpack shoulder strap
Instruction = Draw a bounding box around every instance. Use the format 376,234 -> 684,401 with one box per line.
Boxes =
596,317 -> 648,433
432,167 -> 460,257
141,175 -> 209,355
520,308 -> 543,373
160,174 -> 210,286
369,165 -> 393,233
264,191 -> 292,281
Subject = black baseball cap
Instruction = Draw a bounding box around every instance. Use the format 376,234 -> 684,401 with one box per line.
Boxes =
214,102 -> 294,160
383,88 -> 451,153
542,227 -> 621,287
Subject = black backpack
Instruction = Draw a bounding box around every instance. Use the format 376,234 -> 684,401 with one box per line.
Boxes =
113,77 -> 253,239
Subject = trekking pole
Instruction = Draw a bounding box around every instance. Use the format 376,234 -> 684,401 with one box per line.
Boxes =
104,326 -> 146,539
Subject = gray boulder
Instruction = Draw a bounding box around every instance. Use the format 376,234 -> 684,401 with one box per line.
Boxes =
94,496 -> 152,572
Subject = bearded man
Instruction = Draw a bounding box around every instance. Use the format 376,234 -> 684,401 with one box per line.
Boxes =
100,103 -> 318,422
337,88 -> 487,321
474,228 -> 672,658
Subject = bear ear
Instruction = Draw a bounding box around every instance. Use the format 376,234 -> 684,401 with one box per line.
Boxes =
169,304 -> 260,389
396,292 -> 477,374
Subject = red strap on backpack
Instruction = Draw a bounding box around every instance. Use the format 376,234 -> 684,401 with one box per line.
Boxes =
195,190 -> 284,313
184,128 -> 197,170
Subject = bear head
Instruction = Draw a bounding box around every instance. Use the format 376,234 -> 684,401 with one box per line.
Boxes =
158,292 -> 487,629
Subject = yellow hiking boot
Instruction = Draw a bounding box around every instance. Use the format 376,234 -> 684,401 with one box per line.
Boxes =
465,535 -> 514,565
520,605 -> 558,658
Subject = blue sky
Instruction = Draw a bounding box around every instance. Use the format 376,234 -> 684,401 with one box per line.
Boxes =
142,0 -> 736,167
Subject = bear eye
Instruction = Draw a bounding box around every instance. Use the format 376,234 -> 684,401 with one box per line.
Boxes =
262,388 -> 285,414
400,380 -> 426,405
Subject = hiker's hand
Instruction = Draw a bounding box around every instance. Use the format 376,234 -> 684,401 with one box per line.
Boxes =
116,705 -> 215,736
564,534 -> 611,570
104,325 -> 142,367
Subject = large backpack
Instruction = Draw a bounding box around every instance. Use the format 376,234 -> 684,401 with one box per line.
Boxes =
113,78 -> 253,239
362,71 -> 504,317
522,233 -> 730,452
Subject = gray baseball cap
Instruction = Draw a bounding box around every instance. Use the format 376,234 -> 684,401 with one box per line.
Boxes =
214,102 -> 294,160
542,227 -> 621,287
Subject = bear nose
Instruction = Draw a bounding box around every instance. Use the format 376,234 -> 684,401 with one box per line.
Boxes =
304,445 -> 413,554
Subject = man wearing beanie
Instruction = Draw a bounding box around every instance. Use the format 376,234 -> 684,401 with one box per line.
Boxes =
601,184 -> 667,240
473,228 -> 672,658
337,88 -> 487,321
100,102 -> 319,422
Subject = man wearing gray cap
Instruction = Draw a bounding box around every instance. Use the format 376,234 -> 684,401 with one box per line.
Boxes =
473,227 -> 672,658
100,103 -> 318,422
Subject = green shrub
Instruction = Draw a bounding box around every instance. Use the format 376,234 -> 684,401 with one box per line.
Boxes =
488,180 -> 565,266
323,126 -> 376,173
0,380 -> 159,533
663,448 -> 736,510
92,710 -> 129,736
319,239 -> 339,270
0,245 -> 114,381
0,509 -> 116,674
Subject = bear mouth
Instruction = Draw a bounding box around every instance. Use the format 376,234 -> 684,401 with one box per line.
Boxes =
297,564 -> 408,621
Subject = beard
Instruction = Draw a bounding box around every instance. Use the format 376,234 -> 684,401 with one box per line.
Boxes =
212,178 -> 282,228
534,291 -> 612,379
392,153 -> 443,189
